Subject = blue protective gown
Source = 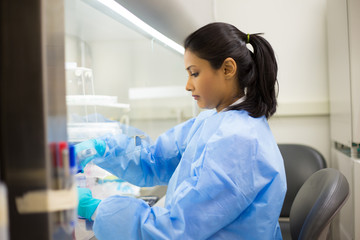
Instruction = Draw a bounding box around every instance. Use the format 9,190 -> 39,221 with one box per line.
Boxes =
92,109 -> 287,239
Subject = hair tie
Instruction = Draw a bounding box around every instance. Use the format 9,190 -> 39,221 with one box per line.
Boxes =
246,34 -> 250,44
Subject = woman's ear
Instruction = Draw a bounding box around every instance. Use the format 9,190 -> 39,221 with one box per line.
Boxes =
222,57 -> 237,79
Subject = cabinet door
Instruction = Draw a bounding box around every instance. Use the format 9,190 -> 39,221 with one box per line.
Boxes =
348,0 -> 360,144
327,0 -> 352,146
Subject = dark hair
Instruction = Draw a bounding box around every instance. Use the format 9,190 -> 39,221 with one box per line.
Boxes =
184,22 -> 278,119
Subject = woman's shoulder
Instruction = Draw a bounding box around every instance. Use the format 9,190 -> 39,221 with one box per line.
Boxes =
214,110 -> 270,139
221,110 -> 266,125
195,109 -> 269,136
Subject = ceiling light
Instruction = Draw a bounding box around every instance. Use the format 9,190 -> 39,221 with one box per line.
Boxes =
95,0 -> 185,55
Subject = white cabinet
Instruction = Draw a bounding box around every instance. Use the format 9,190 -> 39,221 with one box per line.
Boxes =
327,0 -> 360,150
348,0 -> 360,144
327,0 -> 352,147
327,0 -> 360,239
354,160 -> 360,239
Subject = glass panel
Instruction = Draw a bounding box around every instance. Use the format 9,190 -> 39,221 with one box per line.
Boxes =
64,2 -> 192,237
65,0 -> 192,142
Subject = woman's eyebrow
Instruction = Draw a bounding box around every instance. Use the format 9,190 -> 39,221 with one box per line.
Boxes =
186,65 -> 195,71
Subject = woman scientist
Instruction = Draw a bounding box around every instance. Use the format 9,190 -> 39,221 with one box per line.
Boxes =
76,22 -> 287,239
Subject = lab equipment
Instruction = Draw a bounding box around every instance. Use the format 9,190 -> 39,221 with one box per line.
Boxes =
73,126 -> 147,208
65,64 -> 129,137
68,145 -> 77,176
73,125 -> 152,172
78,162 -> 141,199
49,142 -> 78,235
77,187 -> 101,221
78,148 -> 97,161
74,138 -> 107,172
91,110 -> 286,239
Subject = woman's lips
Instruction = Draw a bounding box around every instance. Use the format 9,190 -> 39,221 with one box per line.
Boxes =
192,95 -> 200,100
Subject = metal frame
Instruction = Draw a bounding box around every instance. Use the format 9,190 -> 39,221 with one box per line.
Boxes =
0,0 -> 70,239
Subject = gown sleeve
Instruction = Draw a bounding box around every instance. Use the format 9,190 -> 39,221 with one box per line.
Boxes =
92,117 -> 196,187
92,128 -> 279,240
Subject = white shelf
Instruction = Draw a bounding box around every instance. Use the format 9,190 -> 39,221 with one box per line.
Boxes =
66,95 -> 130,109
67,122 -> 122,142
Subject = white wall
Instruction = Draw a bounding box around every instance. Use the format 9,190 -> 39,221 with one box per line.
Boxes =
215,0 -> 330,161
269,116 -> 330,161
215,0 -> 328,104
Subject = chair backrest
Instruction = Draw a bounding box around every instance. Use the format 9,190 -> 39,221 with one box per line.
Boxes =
278,144 -> 327,217
289,168 -> 349,240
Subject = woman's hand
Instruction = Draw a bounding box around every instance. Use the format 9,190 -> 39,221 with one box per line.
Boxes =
74,138 -> 107,172
77,187 -> 101,221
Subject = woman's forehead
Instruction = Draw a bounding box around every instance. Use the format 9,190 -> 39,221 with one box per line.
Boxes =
184,51 -> 209,69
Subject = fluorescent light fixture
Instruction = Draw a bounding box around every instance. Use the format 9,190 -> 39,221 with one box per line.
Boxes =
96,0 -> 185,55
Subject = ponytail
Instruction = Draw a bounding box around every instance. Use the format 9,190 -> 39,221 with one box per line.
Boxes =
228,33 -> 278,118
184,22 -> 278,119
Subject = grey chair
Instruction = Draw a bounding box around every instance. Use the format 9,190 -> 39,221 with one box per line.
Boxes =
288,168 -> 349,240
278,144 -> 327,239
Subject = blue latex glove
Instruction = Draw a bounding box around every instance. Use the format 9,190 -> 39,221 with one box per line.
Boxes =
74,138 -> 107,172
77,187 -> 101,221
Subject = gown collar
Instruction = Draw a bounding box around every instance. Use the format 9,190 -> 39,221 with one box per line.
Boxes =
220,96 -> 246,112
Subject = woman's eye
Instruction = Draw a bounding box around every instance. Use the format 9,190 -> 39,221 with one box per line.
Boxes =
191,72 -> 199,77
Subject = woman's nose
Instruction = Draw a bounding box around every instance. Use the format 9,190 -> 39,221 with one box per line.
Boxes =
185,78 -> 193,92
